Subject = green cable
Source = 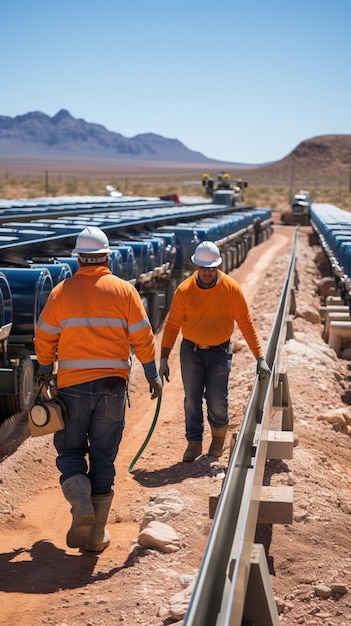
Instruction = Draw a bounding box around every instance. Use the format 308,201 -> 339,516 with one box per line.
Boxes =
128,392 -> 162,473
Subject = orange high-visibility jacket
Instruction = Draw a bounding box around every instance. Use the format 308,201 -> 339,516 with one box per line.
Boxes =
34,265 -> 156,388
161,270 -> 263,357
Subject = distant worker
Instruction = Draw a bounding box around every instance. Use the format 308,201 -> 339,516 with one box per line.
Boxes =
206,178 -> 214,197
34,226 -> 162,552
159,241 -> 269,462
215,172 -> 232,191
234,179 -> 248,202
202,173 -> 214,197
221,173 -> 232,189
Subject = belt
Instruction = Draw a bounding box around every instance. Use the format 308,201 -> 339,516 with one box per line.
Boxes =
184,339 -> 230,351
102,376 -> 127,389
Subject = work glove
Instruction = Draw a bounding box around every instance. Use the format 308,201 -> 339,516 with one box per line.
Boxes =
148,375 -> 163,400
37,365 -> 53,388
159,357 -> 170,383
256,357 -> 271,380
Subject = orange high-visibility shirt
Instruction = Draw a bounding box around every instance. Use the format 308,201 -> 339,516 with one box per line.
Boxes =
34,265 -> 155,388
161,270 -> 263,358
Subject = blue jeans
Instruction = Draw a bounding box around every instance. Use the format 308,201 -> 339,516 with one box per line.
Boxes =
180,339 -> 233,441
54,377 -> 127,494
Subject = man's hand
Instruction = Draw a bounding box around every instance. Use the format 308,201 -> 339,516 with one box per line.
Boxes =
148,375 -> 163,400
37,366 -> 53,388
159,358 -> 170,383
256,357 -> 271,380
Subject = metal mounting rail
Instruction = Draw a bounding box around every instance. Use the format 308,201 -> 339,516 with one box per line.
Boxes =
184,229 -> 298,626
0,196 -> 255,224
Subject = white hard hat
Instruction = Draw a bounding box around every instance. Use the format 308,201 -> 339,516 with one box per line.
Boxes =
191,241 -> 222,267
72,226 -> 112,256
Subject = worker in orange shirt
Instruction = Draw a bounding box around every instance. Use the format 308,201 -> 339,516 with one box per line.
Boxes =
159,241 -> 269,462
34,226 -> 162,553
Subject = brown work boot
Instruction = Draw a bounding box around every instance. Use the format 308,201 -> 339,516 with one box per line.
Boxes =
208,425 -> 228,457
61,475 -> 95,549
183,441 -> 202,462
84,490 -> 114,553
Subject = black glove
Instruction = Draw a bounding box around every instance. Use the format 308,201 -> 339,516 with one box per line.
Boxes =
37,366 -> 53,388
148,375 -> 163,400
159,358 -> 170,383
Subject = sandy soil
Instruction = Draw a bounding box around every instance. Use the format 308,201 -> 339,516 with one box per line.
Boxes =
1,220 -> 351,626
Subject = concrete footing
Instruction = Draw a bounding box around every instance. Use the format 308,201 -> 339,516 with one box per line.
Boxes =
323,311 -> 351,342
328,320 -> 351,355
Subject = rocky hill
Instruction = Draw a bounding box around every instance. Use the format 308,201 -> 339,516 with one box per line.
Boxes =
0,109 -> 226,164
244,135 -> 351,186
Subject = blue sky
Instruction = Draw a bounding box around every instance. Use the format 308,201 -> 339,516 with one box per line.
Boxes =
2,0 -> 350,164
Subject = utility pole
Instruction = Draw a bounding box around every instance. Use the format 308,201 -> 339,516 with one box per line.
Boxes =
289,155 -> 295,204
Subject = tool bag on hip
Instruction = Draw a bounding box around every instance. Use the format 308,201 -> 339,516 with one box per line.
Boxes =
28,384 -> 67,437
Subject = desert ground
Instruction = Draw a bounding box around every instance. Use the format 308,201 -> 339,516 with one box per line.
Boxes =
1,157 -> 351,213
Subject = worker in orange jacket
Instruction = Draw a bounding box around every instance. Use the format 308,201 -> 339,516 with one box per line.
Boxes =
34,226 -> 162,553
159,241 -> 269,462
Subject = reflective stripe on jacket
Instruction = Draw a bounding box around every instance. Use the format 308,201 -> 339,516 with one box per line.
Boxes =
34,264 -> 155,388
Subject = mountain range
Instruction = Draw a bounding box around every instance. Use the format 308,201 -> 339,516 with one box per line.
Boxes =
1,110 -> 350,183
0,109 -> 230,164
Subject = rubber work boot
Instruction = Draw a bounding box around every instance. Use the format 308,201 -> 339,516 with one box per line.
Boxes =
183,441 -> 202,462
61,474 -> 95,549
208,425 -> 228,457
84,490 -> 114,553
